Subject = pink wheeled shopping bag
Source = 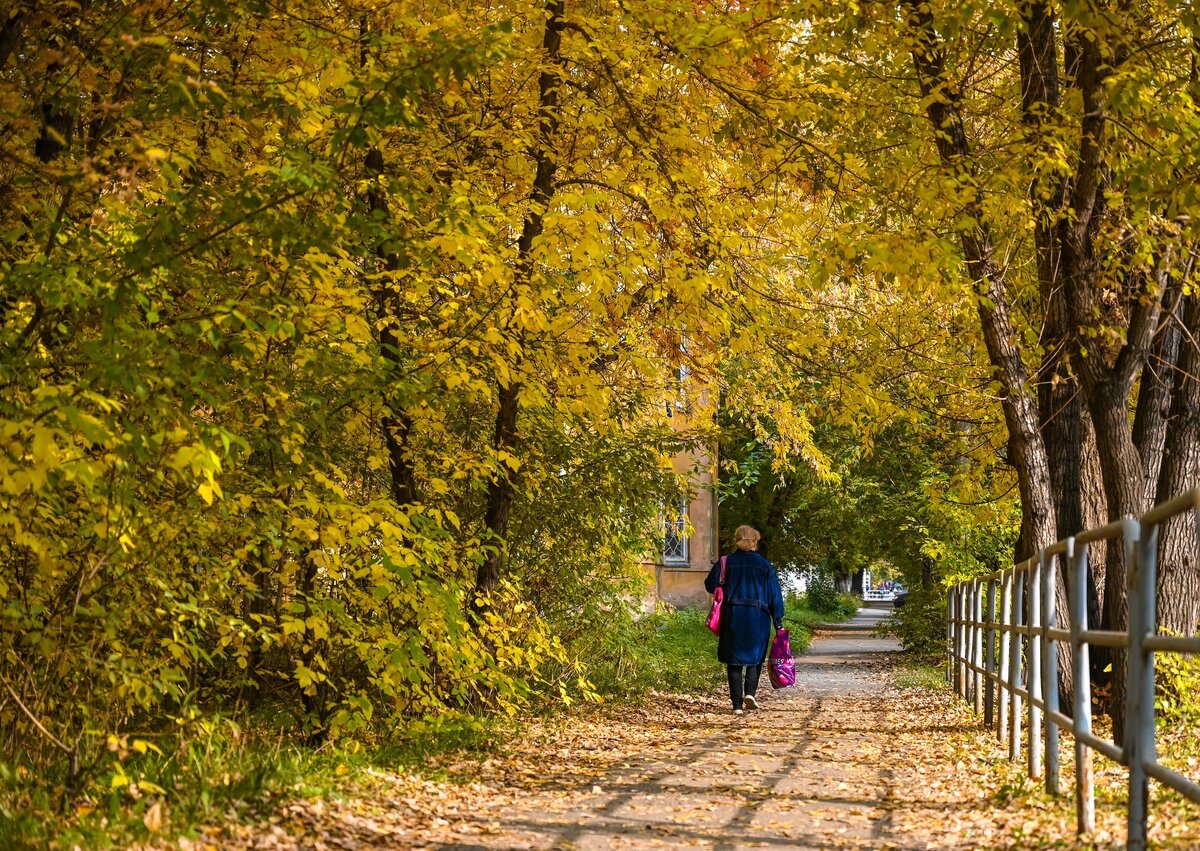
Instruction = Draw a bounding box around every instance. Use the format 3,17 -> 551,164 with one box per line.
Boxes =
768,628 -> 795,689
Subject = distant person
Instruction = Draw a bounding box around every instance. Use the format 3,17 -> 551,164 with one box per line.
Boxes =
705,524 -> 785,715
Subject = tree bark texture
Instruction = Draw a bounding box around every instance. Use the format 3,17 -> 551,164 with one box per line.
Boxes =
1019,0 -> 1083,708
905,1 -> 1059,571
1080,418 -> 1108,631
1055,20 -> 1171,742
1153,293 -> 1200,635
1133,283 -> 1183,505
475,0 -> 565,599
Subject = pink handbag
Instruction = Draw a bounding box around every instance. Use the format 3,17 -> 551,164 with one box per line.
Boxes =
705,556 -> 728,634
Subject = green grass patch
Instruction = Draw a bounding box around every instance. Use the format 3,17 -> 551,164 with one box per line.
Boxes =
0,714 -> 506,850
587,606 -> 725,696
590,592 -> 857,700
893,661 -> 950,690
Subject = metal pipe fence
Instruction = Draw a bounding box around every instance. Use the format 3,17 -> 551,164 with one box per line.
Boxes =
947,489 -> 1200,849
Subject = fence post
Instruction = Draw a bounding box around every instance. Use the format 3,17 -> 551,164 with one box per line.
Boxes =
998,569 -> 1011,744
946,588 -> 954,687
1126,520 -> 1158,851
1028,557 -> 1043,780
955,585 -> 965,698
960,583 -> 969,705
1070,539 -> 1094,836
1043,548 -> 1061,796
1009,567 -> 1025,762
960,583 -> 969,696
974,579 -> 985,716
985,577 -> 997,729
965,582 -> 975,705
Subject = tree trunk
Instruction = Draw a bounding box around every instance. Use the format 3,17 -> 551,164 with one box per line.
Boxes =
905,0 -> 1058,568
1067,258 -> 1165,737
474,0 -> 565,599
362,143 -> 420,508
475,382 -> 521,596
1133,283 -> 1183,504
1038,379 -> 1083,710
1017,1 -> 1085,709
361,19 -> 418,508
1056,19 -> 1168,742
758,476 -> 794,561
1080,420 -> 1108,675
1153,293 -> 1200,635
0,11 -> 25,70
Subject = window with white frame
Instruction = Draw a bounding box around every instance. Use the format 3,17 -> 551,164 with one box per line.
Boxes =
662,497 -> 689,564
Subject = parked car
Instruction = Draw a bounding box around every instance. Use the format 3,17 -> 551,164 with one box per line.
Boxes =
892,588 -> 910,608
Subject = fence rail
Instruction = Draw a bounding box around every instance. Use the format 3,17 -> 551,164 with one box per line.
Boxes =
948,489 -> 1200,849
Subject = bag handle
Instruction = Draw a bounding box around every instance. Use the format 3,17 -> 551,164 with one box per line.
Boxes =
718,555 -> 728,587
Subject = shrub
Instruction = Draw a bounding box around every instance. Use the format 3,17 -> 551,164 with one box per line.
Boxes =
803,576 -> 859,618
877,586 -> 946,658
803,575 -> 839,614
1157,645 -> 1200,726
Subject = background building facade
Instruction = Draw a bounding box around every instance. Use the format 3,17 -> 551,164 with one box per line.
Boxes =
645,445 -> 718,607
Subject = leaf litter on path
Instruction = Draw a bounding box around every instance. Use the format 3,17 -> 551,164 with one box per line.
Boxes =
158,651 -> 1200,849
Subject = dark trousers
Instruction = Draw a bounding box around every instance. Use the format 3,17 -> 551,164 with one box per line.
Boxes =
726,663 -> 762,709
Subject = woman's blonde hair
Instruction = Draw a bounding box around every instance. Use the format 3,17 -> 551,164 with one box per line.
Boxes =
734,525 -> 761,551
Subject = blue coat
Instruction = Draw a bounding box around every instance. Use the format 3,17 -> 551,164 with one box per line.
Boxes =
704,550 -> 785,666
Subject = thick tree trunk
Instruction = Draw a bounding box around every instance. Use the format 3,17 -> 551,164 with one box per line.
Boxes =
1056,22 -> 1167,742
1073,257 -> 1161,731
1133,283 -> 1183,504
1018,1 -> 1094,710
1153,293 -> 1200,635
1032,209 -> 1082,709
475,0 -> 565,599
1081,419 -> 1108,641
1038,379 -> 1083,708
758,476 -> 794,561
1082,371 -> 1145,737
905,0 -> 1058,568
1068,257 -> 1165,737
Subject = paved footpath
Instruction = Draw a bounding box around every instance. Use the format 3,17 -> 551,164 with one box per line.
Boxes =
207,610 -> 1022,850
454,608 -> 922,850
401,608 -> 993,850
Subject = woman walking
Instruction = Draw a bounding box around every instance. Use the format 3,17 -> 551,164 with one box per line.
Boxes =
705,525 -> 785,715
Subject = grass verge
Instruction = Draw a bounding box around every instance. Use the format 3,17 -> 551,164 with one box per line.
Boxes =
591,590 -> 858,698
893,660 -> 949,690
0,716 -> 507,850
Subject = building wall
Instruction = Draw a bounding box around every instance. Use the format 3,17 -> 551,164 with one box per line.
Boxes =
643,444 -> 719,608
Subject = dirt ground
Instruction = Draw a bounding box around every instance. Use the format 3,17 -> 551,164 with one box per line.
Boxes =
180,610 -> 1199,850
